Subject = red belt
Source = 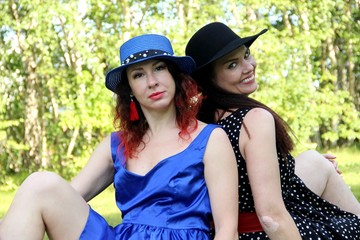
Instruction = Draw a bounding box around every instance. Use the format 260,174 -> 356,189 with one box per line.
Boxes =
238,212 -> 263,233
210,212 -> 263,234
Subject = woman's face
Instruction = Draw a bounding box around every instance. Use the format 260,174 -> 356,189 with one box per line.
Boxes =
126,59 -> 176,112
213,45 -> 258,95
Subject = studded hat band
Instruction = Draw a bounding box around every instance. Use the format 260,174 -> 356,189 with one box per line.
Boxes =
122,50 -> 173,65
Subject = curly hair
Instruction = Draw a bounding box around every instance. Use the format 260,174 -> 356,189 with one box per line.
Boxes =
113,60 -> 202,159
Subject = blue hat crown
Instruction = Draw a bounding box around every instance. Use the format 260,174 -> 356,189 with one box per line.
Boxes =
120,34 -> 174,65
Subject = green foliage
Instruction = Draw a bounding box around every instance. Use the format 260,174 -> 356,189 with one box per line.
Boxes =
0,0 -> 359,188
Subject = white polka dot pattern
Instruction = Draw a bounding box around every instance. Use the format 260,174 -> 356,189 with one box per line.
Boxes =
216,108 -> 360,239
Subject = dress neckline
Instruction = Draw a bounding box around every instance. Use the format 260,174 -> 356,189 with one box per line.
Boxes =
122,124 -> 215,178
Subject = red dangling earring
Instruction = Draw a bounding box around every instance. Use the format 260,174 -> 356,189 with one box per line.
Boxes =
129,95 -> 139,121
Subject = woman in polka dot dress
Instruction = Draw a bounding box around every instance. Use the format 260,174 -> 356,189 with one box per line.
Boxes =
186,22 -> 360,239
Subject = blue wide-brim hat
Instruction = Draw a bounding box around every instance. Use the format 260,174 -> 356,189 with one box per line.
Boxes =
106,34 -> 196,94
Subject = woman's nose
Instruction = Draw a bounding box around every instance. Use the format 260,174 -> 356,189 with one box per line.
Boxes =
147,73 -> 159,88
243,60 -> 255,74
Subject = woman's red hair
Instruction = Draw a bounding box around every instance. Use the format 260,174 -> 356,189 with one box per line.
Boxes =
113,61 -> 202,160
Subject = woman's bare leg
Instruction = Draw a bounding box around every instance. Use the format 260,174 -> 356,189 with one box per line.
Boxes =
295,150 -> 360,216
0,171 -> 89,240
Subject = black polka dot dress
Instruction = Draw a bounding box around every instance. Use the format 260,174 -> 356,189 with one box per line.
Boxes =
218,108 -> 360,240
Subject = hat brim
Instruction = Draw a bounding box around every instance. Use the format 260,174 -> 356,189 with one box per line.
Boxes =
197,29 -> 268,70
105,55 -> 196,94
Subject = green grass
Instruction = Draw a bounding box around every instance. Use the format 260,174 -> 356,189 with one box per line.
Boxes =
329,147 -> 360,201
0,190 -> 16,220
87,185 -> 120,226
1,147 -> 359,234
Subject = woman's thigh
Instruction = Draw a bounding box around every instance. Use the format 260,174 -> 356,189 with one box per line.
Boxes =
0,171 -> 90,240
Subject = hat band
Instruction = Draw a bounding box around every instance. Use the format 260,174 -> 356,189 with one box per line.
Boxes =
122,49 -> 173,65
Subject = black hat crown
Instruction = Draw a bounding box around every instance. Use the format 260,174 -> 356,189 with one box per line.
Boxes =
186,22 -> 267,70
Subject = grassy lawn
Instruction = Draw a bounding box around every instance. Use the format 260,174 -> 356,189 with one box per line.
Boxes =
1,147 -> 359,230
330,147 -> 360,200
87,185 -> 120,226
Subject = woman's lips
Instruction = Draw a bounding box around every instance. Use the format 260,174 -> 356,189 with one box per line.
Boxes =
149,91 -> 164,100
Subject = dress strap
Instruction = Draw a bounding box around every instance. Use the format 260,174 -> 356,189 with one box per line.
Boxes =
110,131 -> 126,166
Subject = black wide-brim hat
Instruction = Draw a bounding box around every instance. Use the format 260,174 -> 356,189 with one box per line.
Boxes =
106,34 -> 196,94
185,22 -> 267,71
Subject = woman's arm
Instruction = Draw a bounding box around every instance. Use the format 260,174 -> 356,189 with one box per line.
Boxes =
204,127 -> 238,240
240,108 -> 301,239
71,134 -> 114,202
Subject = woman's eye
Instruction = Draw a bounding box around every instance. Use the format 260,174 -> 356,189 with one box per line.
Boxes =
155,64 -> 167,71
228,62 -> 237,69
132,72 -> 143,79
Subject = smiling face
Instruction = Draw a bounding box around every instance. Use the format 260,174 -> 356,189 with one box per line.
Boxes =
212,45 -> 258,95
126,59 -> 176,112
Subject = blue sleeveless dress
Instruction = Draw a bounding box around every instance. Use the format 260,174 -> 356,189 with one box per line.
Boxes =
79,124 -> 218,239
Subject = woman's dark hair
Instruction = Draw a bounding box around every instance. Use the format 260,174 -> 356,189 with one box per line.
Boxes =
113,60 -> 202,159
193,65 -> 294,155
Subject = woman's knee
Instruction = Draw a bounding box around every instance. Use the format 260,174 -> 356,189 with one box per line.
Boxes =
21,171 -> 66,197
297,150 -> 333,170
297,150 -> 321,161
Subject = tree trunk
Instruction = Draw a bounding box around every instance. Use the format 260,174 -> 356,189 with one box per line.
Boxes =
10,0 -> 42,168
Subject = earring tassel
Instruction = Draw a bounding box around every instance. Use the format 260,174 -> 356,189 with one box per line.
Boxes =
130,100 -> 139,121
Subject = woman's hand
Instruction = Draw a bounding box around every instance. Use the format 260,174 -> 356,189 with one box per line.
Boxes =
322,153 -> 342,174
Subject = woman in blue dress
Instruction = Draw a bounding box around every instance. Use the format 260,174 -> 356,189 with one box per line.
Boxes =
0,33 -> 239,239
185,22 -> 360,239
